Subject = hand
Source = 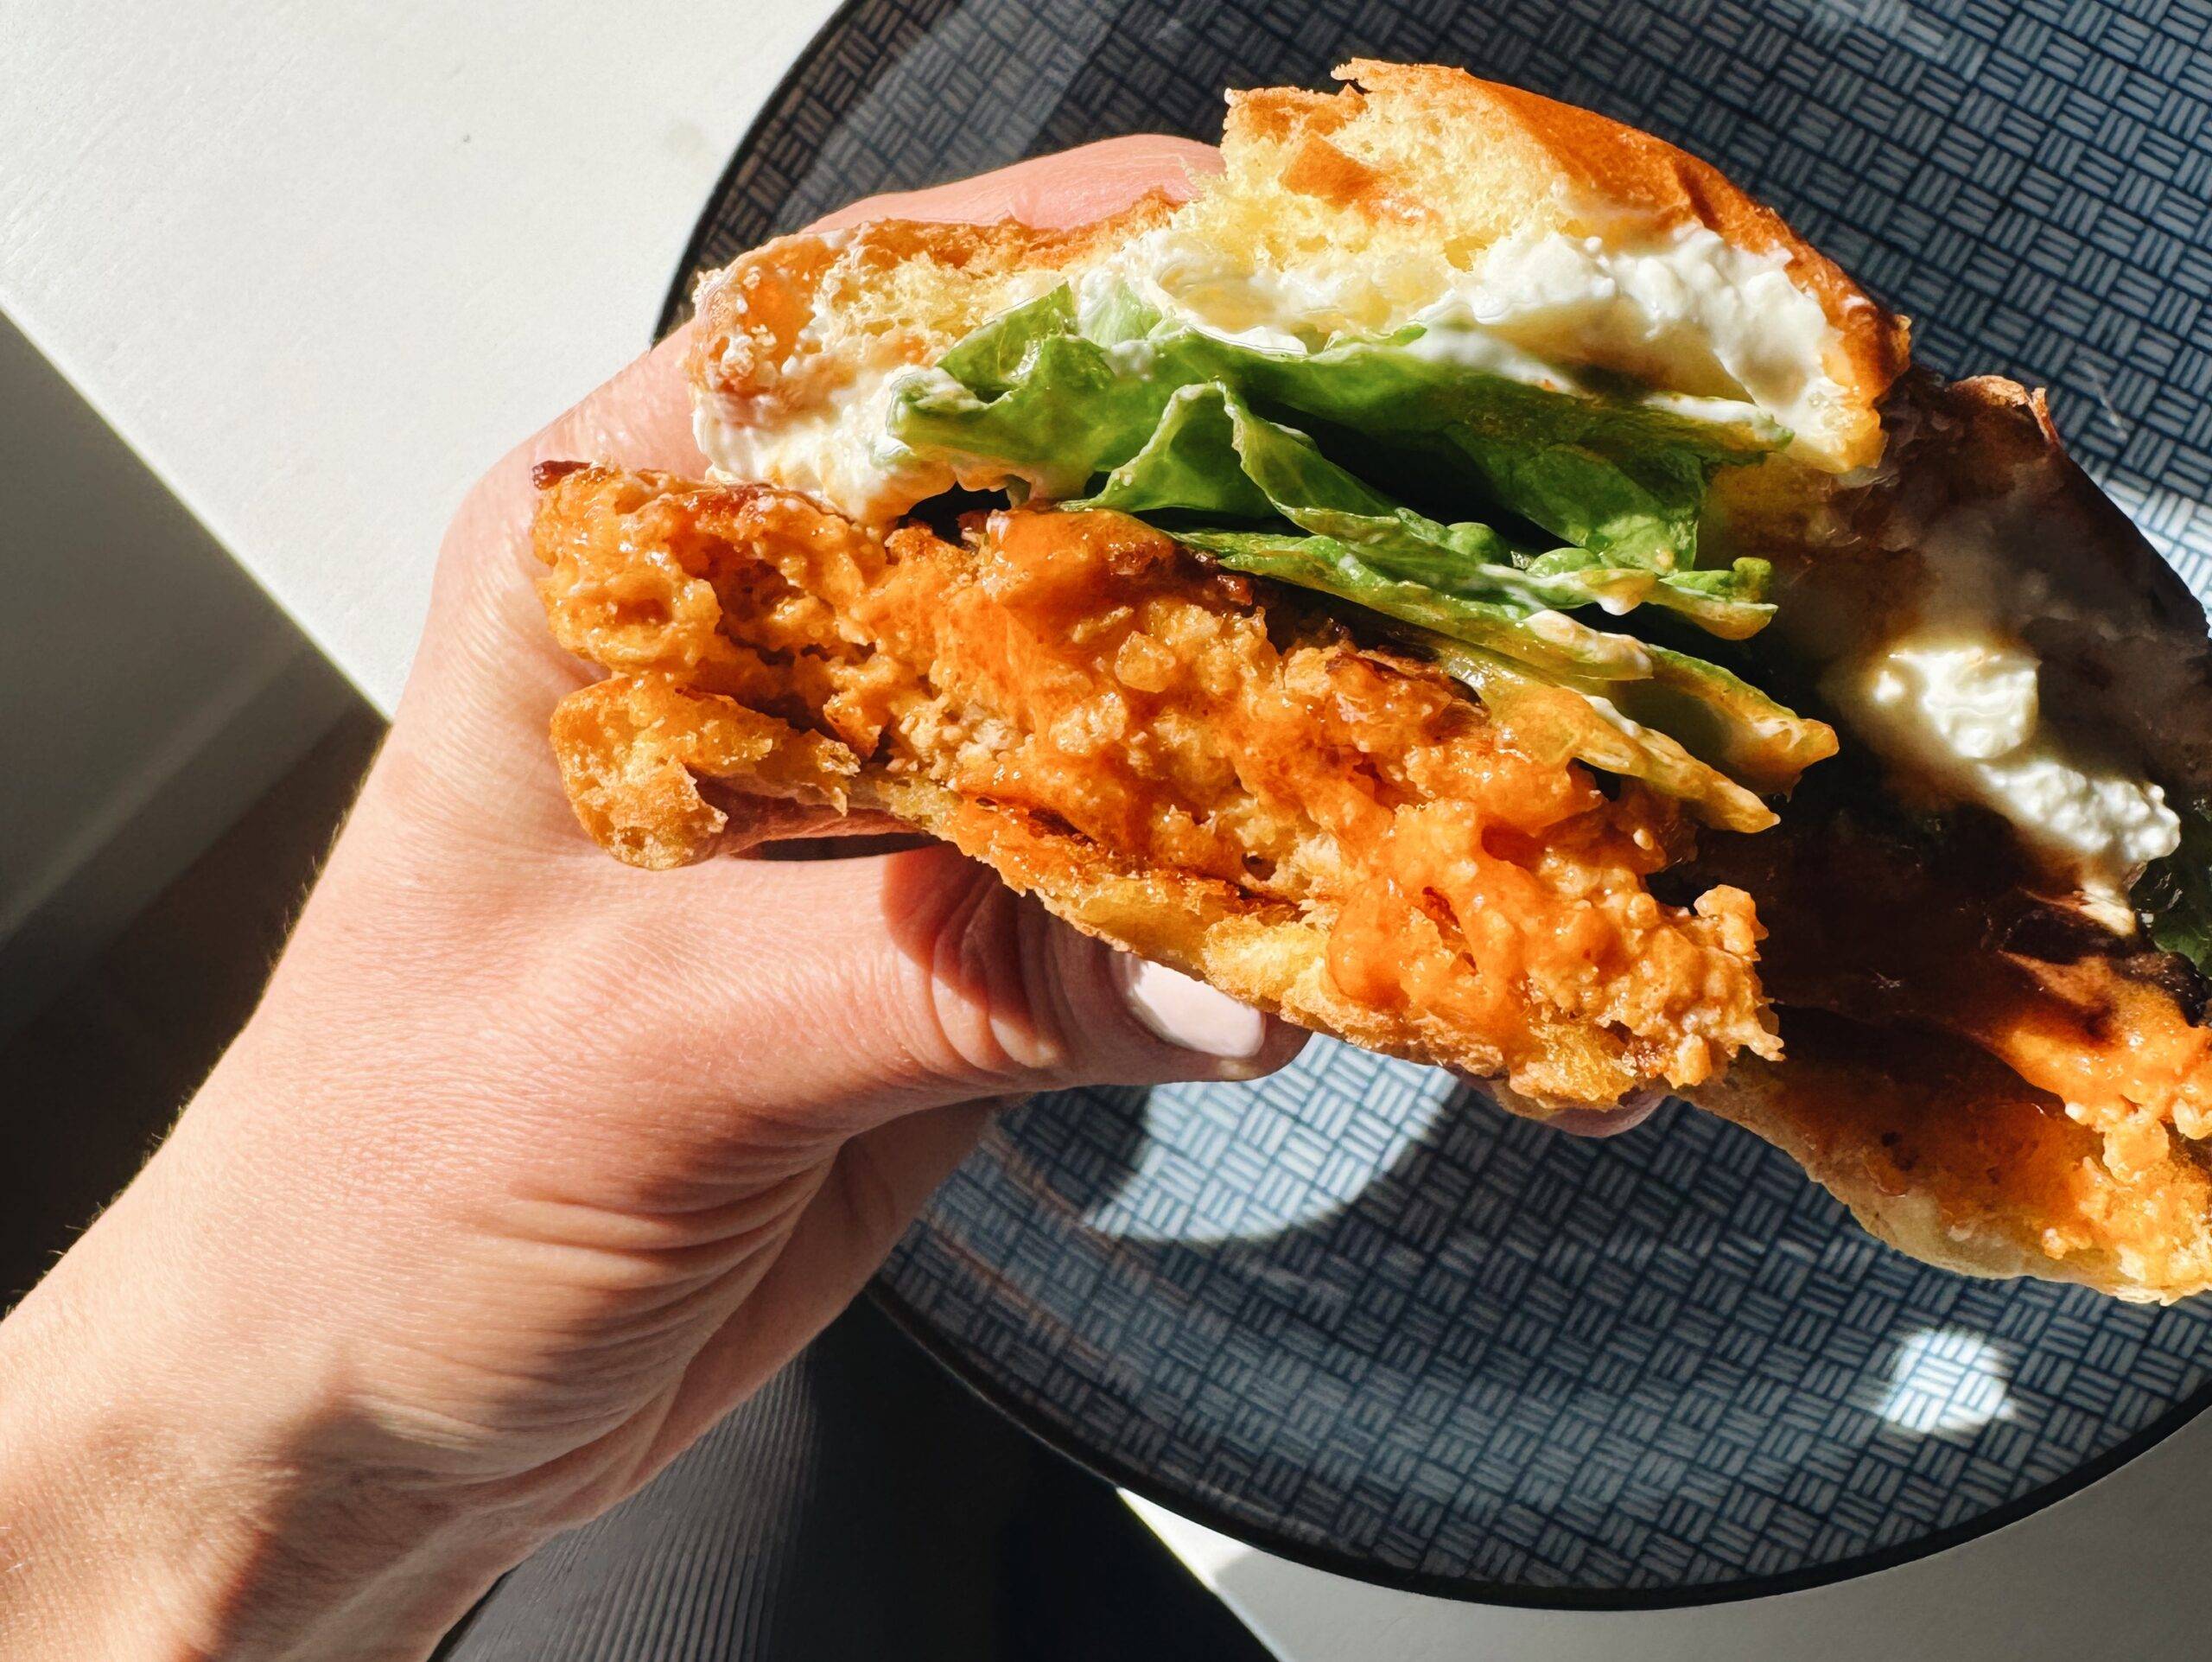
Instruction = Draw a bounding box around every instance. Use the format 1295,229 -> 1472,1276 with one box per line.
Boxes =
0,137 -> 1308,1662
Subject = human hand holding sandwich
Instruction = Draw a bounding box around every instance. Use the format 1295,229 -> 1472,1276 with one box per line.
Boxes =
0,141 -> 1335,1662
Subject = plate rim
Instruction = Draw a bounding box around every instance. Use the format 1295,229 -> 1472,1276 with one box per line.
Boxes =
678,0 -> 2212,1607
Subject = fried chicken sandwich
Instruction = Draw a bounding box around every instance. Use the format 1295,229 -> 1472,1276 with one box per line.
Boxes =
533,63 -> 2212,1301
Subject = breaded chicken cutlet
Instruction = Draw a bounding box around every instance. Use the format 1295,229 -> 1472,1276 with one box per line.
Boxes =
533,63 -> 2212,1300
537,464 -> 1775,1110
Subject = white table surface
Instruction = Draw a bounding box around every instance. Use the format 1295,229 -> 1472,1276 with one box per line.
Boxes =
6,5 -> 2205,1658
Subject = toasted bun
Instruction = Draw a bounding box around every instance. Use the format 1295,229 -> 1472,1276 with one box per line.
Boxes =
690,62 -> 1910,524
1201,62 -> 1908,449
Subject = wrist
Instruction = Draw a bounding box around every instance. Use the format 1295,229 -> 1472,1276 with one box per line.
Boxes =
0,1108 -> 536,1661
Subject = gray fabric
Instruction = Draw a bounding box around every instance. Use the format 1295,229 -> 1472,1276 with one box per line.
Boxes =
440,1301 -> 1029,1661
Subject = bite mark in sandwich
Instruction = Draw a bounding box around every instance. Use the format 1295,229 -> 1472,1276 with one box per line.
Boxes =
534,62 -> 2212,1301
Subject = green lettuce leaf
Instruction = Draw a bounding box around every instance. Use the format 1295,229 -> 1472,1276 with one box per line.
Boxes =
1173,527 -> 1658,682
1074,383 -> 1279,519
887,286 -> 1781,570
1618,646 -> 1840,794
934,284 -> 1082,396
1221,334 -> 1776,574
886,282 -> 1833,820
1079,382 -> 1774,635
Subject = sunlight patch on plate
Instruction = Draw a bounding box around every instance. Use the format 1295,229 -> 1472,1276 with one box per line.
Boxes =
1080,1044 -> 1453,1245
1874,1327 -> 2018,1436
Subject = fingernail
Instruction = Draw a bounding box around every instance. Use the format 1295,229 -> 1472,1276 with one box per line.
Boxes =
1545,1086 -> 1668,1139
1452,1072 -> 1667,1138
1112,955 -> 1267,1060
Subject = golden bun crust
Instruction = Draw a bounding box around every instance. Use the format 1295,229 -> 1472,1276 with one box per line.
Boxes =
689,60 -> 1910,521
687,203 -> 1174,391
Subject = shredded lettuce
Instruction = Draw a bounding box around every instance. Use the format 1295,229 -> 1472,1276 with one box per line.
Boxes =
887,281 -> 1835,821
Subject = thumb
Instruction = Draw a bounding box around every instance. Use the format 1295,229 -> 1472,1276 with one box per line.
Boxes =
677,844 -> 1309,1136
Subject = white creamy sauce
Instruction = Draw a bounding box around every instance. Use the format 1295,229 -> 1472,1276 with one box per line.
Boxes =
1834,634 -> 2179,902
1080,229 -> 1406,350
1395,317 -> 1581,389
1451,226 -> 1838,444
1824,501 -> 2180,911
691,248 -> 1063,521
694,361 -> 934,523
1584,694 -> 1650,739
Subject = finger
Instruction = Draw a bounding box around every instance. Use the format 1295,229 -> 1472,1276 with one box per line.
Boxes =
639,843 -> 1306,1139
810,134 -> 1221,232
529,324 -> 704,478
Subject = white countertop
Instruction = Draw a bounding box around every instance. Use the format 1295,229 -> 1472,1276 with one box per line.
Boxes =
6,5 -> 2206,1658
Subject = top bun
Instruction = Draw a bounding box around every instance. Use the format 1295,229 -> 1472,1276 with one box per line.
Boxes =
690,61 -> 1912,524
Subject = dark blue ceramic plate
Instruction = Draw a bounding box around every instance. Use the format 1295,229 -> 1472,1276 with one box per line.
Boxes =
667,0 -> 2212,1607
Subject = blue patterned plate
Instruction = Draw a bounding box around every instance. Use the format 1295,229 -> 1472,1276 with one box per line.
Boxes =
669,0 -> 2212,1606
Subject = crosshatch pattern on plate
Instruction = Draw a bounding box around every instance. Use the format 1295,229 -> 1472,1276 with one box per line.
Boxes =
677,0 -> 2212,1601
887,1054 -> 2212,1591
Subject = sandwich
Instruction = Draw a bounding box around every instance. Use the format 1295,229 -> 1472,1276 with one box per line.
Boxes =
532,62 -> 2212,1301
